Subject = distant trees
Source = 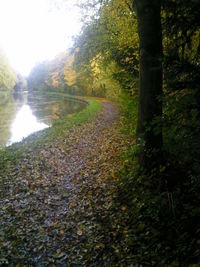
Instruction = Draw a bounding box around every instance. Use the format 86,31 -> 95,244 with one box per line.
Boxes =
27,51 -> 79,94
46,51 -> 69,90
13,74 -> 27,92
28,61 -> 49,91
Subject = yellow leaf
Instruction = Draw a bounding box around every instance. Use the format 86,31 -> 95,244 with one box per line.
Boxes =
77,229 -> 83,236
121,205 -> 127,211
71,201 -> 76,209
60,230 -> 65,235
72,178 -> 78,185
31,184 -> 36,190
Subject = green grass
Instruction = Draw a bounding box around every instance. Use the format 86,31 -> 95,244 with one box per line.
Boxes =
0,98 -> 102,174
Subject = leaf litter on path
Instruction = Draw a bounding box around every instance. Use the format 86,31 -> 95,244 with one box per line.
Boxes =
0,102 -> 132,266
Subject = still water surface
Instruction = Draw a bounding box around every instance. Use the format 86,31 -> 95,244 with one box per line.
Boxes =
0,91 -> 86,148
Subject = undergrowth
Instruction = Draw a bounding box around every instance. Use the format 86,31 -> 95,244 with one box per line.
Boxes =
116,92 -> 200,266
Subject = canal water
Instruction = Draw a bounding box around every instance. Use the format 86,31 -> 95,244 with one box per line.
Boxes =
0,91 -> 86,147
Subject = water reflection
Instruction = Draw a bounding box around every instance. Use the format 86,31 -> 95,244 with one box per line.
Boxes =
8,105 -> 49,145
0,91 -> 86,148
27,92 -> 85,124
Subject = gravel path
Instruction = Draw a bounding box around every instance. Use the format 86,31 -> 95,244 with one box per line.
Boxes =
0,101 -> 130,266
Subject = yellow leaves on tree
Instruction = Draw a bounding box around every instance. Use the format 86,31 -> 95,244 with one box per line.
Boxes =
90,54 -> 101,81
45,51 -> 69,89
63,54 -> 77,87
50,73 -> 60,88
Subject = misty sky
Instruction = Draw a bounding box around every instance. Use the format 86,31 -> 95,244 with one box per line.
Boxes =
0,0 -> 82,76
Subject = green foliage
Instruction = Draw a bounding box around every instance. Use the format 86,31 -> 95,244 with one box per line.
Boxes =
0,91 -> 9,105
162,0 -> 200,106
73,0 -> 139,98
160,0 -> 200,175
119,91 -> 138,136
115,0 -> 200,263
0,50 -> 17,91
117,165 -> 200,266
163,90 -> 200,174
116,95 -> 200,266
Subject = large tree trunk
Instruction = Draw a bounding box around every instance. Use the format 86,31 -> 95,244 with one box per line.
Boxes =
134,0 -> 163,171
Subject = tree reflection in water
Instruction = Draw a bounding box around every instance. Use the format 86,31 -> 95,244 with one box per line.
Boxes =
0,91 -> 86,148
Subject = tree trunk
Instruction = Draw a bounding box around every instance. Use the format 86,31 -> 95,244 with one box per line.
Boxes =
134,0 -> 163,170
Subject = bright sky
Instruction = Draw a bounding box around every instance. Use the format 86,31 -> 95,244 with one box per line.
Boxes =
0,0 -> 82,76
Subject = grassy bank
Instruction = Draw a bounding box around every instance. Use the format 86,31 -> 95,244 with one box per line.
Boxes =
0,98 -> 102,175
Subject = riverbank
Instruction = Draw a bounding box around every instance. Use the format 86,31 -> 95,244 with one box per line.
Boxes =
0,90 -> 92,148
0,98 -> 101,173
0,99 -> 132,266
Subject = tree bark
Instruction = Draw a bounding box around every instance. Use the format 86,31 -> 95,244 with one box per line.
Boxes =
134,0 -> 163,170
